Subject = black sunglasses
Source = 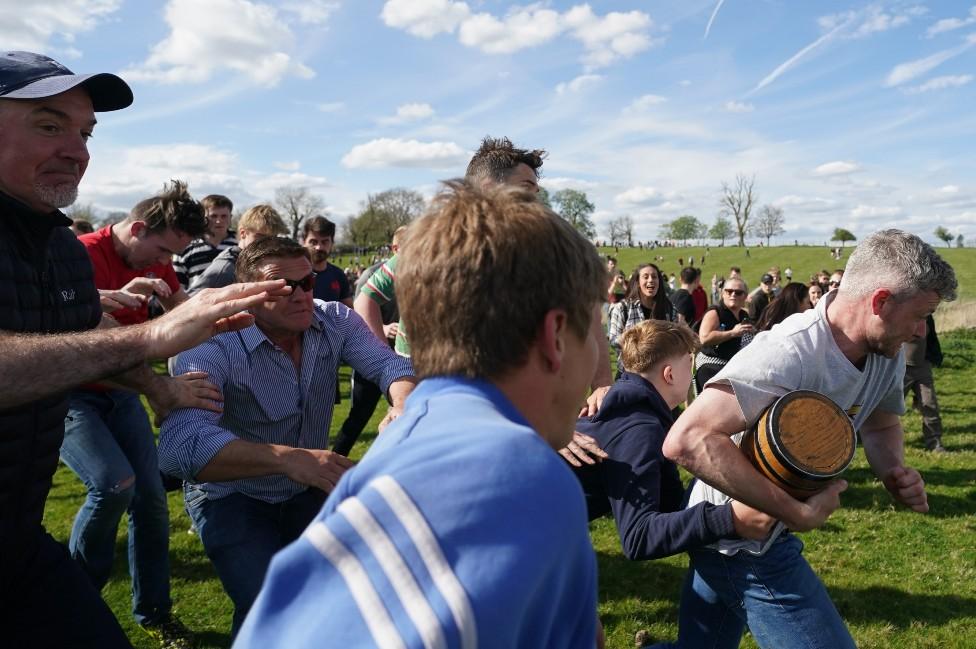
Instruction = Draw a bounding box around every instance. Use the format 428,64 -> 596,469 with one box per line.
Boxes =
282,273 -> 316,293
724,288 -> 746,297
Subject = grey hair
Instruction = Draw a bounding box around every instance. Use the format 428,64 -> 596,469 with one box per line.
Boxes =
841,229 -> 957,301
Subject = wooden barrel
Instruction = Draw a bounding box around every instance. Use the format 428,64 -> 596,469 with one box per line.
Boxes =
740,390 -> 856,500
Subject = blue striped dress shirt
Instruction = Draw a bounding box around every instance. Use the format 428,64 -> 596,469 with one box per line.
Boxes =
159,300 -> 414,503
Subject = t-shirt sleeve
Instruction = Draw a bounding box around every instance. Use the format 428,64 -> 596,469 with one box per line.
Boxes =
338,270 -> 352,301
872,351 -> 907,416
361,256 -> 396,305
707,334 -> 802,426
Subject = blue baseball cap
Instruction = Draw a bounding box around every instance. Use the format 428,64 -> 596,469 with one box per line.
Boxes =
0,51 -> 132,112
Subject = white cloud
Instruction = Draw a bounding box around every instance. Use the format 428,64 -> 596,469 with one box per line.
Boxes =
378,102 -> 436,125
905,74 -> 974,93
0,0 -> 122,52
623,94 -> 667,112
679,79 -> 692,87
615,186 -> 670,206
382,2 -> 654,68
380,0 -> 471,38
812,161 -> 861,177
555,74 -> 603,94
281,0 -> 339,25
851,204 -> 902,219
885,36 -> 976,87
274,161 -> 301,171
724,100 -> 754,113
122,0 -> 315,86
540,177 -> 599,191
772,195 -> 838,213
756,5 -> 923,94
341,138 -> 468,169
563,5 -> 654,68
939,185 -> 960,194
926,7 -> 976,38
459,7 -> 563,54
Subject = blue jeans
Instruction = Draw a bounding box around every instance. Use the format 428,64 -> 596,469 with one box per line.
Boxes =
648,534 -> 856,649
60,389 -> 172,626
185,486 -> 326,637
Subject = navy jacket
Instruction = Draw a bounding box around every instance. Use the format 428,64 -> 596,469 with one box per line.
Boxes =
574,372 -> 736,560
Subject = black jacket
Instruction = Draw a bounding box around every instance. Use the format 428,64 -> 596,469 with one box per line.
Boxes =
574,372 -> 735,560
0,192 -> 100,577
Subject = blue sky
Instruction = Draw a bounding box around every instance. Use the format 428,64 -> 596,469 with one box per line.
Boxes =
12,0 -> 976,245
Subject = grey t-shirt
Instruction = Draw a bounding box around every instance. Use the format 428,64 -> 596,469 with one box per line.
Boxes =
687,290 -> 906,555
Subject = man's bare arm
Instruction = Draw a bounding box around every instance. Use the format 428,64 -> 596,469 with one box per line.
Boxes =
662,384 -> 845,531
353,291 -> 386,343
0,280 -> 286,410
860,408 -> 928,512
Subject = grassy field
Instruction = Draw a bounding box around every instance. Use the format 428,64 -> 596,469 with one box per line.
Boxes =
597,243 -> 976,331
42,244 -> 976,648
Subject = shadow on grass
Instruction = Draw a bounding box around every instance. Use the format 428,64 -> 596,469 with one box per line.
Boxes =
189,630 -> 231,649
836,466 -> 976,517
834,585 -> 976,628
594,549 -> 688,630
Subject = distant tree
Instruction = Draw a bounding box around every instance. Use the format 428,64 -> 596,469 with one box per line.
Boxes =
344,188 -> 425,249
552,189 -> 596,238
956,233 -> 965,248
662,215 -> 706,246
65,203 -> 101,226
832,227 -> 856,247
709,215 -> 734,246
537,186 -> 552,209
275,186 -> 325,240
719,174 -> 757,247
608,215 -> 634,247
751,204 -> 786,246
934,226 -> 953,247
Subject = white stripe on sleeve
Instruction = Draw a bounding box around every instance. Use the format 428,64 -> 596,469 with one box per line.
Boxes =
372,476 -> 478,649
337,498 -> 448,649
304,522 -> 408,649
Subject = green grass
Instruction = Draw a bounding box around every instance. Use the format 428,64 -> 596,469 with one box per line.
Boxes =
43,322 -> 976,648
599,243 -> 976,303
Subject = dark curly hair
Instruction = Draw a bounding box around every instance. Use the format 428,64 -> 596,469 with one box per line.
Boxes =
465,136 -> 546,185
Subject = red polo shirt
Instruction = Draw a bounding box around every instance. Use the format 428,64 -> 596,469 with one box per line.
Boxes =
79,225 -> 180,326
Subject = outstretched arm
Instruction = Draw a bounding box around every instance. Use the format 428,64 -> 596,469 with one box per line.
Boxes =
0,280 -> 285,409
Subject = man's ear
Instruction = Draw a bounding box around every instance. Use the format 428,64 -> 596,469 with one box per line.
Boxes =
870,289 -> 892,316
538,309 -> 569,374
129,220 -> 147,238
662,364 -> 674,385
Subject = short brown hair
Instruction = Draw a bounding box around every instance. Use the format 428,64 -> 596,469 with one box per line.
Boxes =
235,236 -> 310,282
238,204 -> 288,236
302,215 -> 335,240
127,180 -> 207,237
465,136 -> 545,185
202,194 -> 233,212
619,320 -> 700,374
398,180 -> 604,380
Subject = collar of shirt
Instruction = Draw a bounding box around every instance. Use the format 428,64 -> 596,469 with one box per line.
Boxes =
408,376 -> 532,431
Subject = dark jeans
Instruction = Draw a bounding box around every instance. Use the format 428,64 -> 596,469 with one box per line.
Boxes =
332,369 -> 384,456
2,531 -> 132,648
185,486 -> 326,637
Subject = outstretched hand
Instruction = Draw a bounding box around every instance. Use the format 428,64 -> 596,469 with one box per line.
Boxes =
144,280 -> 288,359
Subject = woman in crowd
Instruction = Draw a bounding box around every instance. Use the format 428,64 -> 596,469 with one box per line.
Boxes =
756,282 -> 814,332
693,276 -> 752,393
609,263 -> 676,375
808,281 -> 823,308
